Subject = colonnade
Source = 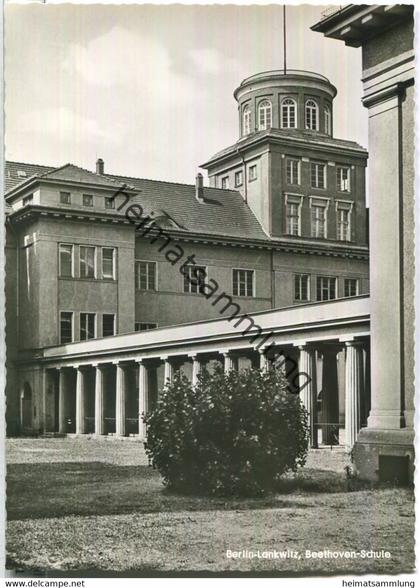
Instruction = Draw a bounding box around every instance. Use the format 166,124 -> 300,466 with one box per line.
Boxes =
45,338 -> 370,450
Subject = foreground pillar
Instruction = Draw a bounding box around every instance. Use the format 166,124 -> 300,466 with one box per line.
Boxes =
94,364 -> 105,436
345,341 -> 364,451
137,360 -> 149,440
75,366 -> 86,435
115,362 -> 126,436
298,345 -> 317,448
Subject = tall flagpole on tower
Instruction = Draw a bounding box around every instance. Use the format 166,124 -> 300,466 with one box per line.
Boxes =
283,5 -> 287,74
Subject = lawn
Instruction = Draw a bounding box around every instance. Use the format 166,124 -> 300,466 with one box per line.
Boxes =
6,438 -> 415,576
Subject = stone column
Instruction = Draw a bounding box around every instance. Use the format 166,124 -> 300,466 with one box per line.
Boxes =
163,358 -> 174,387
94,364 -> 105,436
75,366 -> 86,435
58,368 -> 67,434
137,360 -> 149,440
258,348 -> 270,372
298,345 -> 317,448
115,362 -> 126,437
345,341 -> 364,451
321,348 -> 339,446
223,351 -> 235,373
190,354 -> 202,387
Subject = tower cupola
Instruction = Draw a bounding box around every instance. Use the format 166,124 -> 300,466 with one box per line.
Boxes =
234,69 -> 337,138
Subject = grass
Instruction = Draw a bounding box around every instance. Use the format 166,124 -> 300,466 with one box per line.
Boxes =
6,438 -> 415,576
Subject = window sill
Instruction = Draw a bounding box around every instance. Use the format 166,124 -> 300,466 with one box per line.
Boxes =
58,276 -> 118,283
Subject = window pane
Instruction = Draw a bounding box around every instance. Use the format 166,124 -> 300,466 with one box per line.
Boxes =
60,312 -> 73,343
59,244 -> 73,277
183,265 -> 206,294
80,246 -> 96,278
233,269 -> 253,297
102,314 -> 115,337
344,279 -> 358,297
102,248 -> 115,279
136,261 -> 156,290
83,194 -> 93,207
60,192 -> 71,204
105,197 -> 115,209
80,313 -> 95,340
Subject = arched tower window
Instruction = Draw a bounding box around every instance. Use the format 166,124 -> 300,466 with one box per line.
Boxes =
305,99 -> 319,131
324,105 -> 331,134
242,105 -> 251,136
258,100 -> 272,131
281,98 -> 297,128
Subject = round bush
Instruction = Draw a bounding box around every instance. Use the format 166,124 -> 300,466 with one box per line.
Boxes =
144,365 -> 309,496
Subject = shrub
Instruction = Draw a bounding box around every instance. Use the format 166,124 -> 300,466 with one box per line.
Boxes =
144,365 -> 309,496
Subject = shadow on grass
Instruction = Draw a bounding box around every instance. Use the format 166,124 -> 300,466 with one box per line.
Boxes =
7,461 -> 377,522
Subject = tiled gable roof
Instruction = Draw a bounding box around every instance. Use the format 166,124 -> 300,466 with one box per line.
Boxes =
5,161 -> 268,241
106,173 -> 268,240
5,161 -> 54,192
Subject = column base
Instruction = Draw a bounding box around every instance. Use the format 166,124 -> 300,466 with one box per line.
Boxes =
367,409 -> 406,429
352,427 -> 414,485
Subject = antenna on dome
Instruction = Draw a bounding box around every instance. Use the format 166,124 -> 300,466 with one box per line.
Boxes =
283,5 -> 287,75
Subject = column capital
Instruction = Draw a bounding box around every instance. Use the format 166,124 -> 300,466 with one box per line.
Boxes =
343,339 -> 365,348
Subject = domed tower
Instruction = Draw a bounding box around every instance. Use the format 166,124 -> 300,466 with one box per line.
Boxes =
202,69 -> 368,247
235,69 -> 336,138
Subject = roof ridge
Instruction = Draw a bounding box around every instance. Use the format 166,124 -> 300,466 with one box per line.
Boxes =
105,172 -> 240,195
6,160 -> 56,169
42,163 -> 137,190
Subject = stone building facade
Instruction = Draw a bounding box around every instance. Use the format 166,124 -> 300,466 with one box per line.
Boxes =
5,69 -> 370,437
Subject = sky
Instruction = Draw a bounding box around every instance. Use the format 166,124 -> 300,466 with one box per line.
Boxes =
5,4 -> 368,185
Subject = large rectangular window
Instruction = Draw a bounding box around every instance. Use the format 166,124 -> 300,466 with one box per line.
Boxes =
286,159 -> 300,185
221,176 -> 229,189
183,265 -> 207,294
83,194 -> 93,207
311,199 -> 328,238
79,246 -> 96,278
336,201 -> 352,242
248,165 -> 257,181
102,247 -> 116,279
60,311 -> 73,344
294,274 -> 310,301
22,194 -> 33,206
310,162 -> 326,189
285,195 -> 302,236
344,278 -> 359,297
235,170 -> 243,187
337,208 -> 351,241
59,244 -> 73,277
135,322 -> 158,331
337,166 -> 351,192
135,261 -> 156,291
60,191 -> 71,205
233,269 -> 254,297
102,314 -> 115,337
316,276 -> 337,301
105,196 -> 115,209
80,312 -> 96,340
